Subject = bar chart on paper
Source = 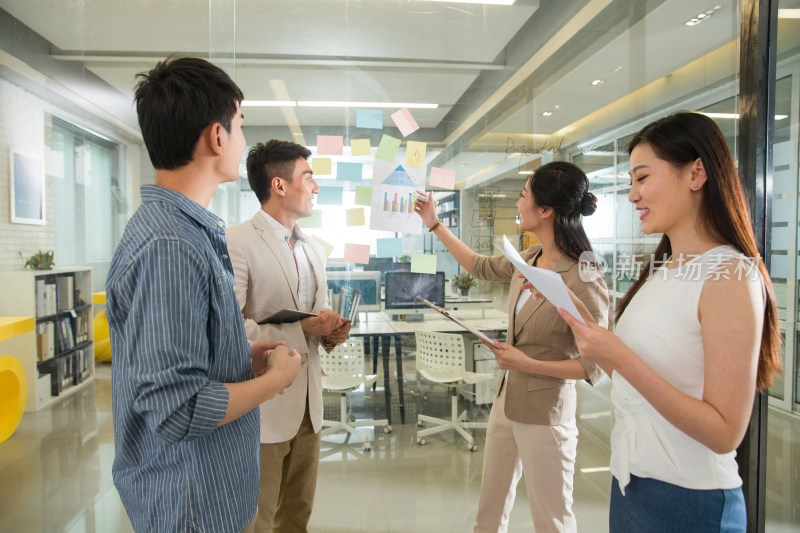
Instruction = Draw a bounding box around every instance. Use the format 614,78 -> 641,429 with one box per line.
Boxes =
383,191 -> 415,214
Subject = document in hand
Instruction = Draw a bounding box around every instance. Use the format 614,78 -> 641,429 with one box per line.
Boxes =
495,235 -> 586,326
258,309 -> 317,325
416,297 -> 501,348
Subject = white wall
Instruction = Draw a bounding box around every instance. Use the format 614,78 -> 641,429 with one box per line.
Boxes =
0,75 -> 146,273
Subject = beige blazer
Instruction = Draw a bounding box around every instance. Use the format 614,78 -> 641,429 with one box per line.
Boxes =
226,212 -> 330,443
472,244 -> 609,425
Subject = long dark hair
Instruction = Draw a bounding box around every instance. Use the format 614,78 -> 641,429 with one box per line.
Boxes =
616,111 -> 782,390
528,161 -> 597,262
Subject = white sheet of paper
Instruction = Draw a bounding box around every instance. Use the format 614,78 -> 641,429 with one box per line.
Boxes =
496,236 -> 586,326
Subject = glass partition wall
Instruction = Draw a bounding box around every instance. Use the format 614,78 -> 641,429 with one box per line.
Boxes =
2,0 -> 800,530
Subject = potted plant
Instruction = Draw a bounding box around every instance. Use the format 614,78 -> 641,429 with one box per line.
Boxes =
453,272 -> 477,296
21,249 -> 55,270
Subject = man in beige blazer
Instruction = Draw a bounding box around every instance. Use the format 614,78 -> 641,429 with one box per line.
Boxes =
227,140 -> 350,533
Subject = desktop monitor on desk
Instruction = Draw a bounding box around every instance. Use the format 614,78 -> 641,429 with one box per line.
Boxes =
325,270 -> 381,313
384,271 -> 445,320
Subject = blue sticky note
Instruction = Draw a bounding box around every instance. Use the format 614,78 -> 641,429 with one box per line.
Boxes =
337,162 -> 363,181
356,109 -> 383,129
317,186 -> 343,205
377,238 -> 403,258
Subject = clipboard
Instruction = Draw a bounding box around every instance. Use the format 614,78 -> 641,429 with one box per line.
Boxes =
416,296 -> 502,349
258,308 -> 317,325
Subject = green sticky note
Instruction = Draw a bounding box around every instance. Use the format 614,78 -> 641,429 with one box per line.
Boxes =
410,254 -> 437,274
312,158 -> 332,175
375,134 -> 401,162
297,210 -> 322,228
354,186 -> 372,206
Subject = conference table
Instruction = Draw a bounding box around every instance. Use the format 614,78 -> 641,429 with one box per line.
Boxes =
348,307 -> 508,425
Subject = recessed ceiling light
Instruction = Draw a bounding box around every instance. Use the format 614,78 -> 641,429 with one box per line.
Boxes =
242,100 -> 296,107
554,105 -> 560,109
685,5 -> 721,26
699,111 -> 788,120
591,79 -> 604,86
613,66 -> 624,73
297,101 -> 438,109
518,170 -> 534,175
542,111 -> 552,116
417,0 -> 516,5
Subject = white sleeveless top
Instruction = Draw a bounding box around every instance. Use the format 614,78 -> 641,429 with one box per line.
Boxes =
611,245 -> 762,493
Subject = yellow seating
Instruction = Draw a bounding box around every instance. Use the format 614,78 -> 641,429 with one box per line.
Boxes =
94,310 -> 112,362
0,355 -> 27,444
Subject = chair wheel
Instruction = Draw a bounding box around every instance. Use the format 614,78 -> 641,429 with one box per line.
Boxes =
417,420 -> 424,427
383,425 -> 392,434
418,437 -> 427,446
470,443 -> 479,452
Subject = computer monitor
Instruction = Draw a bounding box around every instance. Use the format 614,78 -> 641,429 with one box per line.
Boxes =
384,271 -> 446,316
325,270 -> 381,312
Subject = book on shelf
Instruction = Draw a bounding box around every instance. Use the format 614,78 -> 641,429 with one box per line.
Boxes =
44,283 -> 57,316
36,321 -> 56,361
56,275 -> 74,312
36,279 -> 45,317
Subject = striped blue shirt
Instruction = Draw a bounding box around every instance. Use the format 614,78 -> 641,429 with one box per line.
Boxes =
107,185 -> 259,533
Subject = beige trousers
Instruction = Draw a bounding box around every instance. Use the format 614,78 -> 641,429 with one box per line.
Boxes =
473,385 -> 579,533
255,402 -> 321,533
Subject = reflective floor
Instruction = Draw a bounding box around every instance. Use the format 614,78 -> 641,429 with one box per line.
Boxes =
0,359 -> 798,532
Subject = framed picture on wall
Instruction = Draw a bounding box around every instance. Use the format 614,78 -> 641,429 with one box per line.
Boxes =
9,148 -> 45,225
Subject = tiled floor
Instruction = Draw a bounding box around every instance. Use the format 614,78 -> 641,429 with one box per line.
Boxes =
0,359 -> 798,532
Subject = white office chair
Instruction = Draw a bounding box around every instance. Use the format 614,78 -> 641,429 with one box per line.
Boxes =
414,331 -> 494,451
320,338 -> 390,452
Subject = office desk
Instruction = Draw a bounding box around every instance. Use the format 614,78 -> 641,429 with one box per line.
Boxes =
348,309 -> 508,425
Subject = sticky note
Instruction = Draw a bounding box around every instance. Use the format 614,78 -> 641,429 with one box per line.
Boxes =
356,109 -> 383,129
377,238 -> 403,258
312,235 -> 334,259
391,108 -> 420,137
312,158 -> 332,175
344,243 -> 370,264
375,134 -> 402,162
317,186 -> 343,205
337,162 -> 363,181
410,254 -> 437,275
406,141 -> 427,168
354,186 -> 372,206
297,209 -> 322,228
345,207 -> 366,226
317,135 -> 343,155
429,167 -> 456,190
350,138 -> 371,156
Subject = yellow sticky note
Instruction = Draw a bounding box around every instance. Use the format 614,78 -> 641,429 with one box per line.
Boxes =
406,141 -> 427,168
312,235 -> 334,259
410,254 -> 437,274
350,138 -> 371,156
345,207 -> 366,226
312,158 -> 332,175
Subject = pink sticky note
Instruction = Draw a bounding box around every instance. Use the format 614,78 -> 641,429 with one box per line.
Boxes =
317,135 -> 343,155
390,108 -> 420,137
343,243 -> 370,264
429,167 -> 456,190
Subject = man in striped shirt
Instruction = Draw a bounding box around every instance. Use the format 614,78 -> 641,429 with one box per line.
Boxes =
106,57 -> 301,533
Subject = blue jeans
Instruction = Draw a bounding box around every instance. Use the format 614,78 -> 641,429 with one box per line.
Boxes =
610,475 -> 746,532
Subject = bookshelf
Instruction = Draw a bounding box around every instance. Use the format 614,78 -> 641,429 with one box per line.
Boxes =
0,268 -> 94,411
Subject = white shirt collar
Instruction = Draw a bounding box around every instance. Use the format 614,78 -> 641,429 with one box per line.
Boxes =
259,209 -> 306,243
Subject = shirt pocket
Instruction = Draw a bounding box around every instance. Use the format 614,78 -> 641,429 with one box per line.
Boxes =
526,374 -> 564,391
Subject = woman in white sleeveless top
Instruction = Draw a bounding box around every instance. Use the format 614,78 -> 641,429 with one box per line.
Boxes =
541,112 -> 782,532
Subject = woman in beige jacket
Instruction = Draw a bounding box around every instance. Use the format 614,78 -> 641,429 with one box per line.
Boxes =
415,161 -> 609,533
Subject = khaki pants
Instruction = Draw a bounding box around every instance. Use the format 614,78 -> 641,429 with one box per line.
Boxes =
473,385 -> 579,533
255,402 -> 321,533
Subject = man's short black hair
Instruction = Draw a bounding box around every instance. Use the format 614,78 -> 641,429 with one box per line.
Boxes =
247,140 -> 312,204
134,57 -> 244,170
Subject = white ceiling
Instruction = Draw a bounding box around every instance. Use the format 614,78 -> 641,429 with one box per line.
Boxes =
0,0 -> 764,187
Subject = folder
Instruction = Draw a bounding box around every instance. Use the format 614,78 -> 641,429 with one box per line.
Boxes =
257,309 -> 317,325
